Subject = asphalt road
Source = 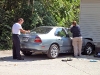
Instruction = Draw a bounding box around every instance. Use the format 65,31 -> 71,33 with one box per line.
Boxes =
0,50 -> 100,75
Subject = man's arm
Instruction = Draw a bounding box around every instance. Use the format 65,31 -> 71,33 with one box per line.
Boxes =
20,29 -> 30,34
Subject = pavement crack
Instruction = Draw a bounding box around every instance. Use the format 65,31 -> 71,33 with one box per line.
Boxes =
66,62 -> 92,75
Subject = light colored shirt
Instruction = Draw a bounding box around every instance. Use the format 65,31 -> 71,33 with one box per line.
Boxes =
12,23 -> 22,35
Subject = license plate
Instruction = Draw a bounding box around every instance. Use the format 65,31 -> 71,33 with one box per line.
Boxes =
22,37 -> 29,42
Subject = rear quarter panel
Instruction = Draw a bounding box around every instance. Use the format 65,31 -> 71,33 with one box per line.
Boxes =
38,34 -> 62,50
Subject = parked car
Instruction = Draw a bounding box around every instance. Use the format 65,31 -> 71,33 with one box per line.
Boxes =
19,26 -> 95,59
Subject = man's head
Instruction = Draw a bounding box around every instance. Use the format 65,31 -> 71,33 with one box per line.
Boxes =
72,21 -> 77,26
17,18 -> 24,25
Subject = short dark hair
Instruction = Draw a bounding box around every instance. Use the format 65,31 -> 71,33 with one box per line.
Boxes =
17,18 -> 24,22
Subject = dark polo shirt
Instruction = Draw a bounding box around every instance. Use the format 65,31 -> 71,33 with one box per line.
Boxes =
70,25 -> 82,38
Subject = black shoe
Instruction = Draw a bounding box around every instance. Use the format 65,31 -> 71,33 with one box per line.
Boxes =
13,57 -> 17,59
17,58 -> 24,60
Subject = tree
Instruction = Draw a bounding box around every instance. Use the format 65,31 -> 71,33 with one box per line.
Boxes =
0,0 -> 80,49
40,0 -> 80,27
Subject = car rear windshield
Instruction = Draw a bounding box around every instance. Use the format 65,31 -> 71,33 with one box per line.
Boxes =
31,27 -> 52,34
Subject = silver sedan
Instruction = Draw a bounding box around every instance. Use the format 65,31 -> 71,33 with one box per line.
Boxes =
20,26 -> 94,59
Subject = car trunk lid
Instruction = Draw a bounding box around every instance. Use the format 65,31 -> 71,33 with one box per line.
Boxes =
19,33 -> 42,43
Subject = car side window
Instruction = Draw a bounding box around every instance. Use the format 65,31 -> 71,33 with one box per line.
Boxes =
65,28 -> 72,37
55,28 -> 66,37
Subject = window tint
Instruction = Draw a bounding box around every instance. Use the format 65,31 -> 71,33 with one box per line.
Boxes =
31,27 -> 52,34
55,28 -> 66,37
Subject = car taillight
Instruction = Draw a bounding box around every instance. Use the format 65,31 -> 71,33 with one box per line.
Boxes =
34,36 -> 42,43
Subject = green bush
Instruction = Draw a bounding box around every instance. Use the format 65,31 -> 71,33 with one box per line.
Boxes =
0,0 -> 80,50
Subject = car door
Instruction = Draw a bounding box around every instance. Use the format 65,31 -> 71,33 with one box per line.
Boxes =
55,28 -> 72,53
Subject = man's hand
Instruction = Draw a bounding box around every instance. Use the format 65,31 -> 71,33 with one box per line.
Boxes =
20,29 -> 30,34
26,30 -> 30,33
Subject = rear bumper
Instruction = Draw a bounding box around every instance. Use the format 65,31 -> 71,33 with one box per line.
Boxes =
20,48 -> 47,53
20,42 -> 49,51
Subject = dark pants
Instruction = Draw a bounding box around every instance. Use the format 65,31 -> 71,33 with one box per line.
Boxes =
12,34 -> 21,59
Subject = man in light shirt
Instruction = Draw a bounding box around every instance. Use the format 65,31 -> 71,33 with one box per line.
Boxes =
12,18 -> 30,60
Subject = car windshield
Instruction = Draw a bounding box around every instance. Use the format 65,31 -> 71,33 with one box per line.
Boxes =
31,27 -> 52,34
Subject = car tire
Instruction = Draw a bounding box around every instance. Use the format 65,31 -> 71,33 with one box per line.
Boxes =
83,43 -> 93,55
47,44 -> 59,59
22,51 -> 32,56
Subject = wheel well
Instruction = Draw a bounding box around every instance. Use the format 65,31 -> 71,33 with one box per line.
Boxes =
84,38 -> 95,50
86,42 -> 95,50
50,43 -> 60,49
86,42 -> 92,45
84,38 -> 93,41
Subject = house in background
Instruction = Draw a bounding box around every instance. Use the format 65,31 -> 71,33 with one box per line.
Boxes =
79,0 -> 100,45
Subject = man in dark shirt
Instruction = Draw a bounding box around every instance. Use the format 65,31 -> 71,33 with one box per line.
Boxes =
70,21 -> 82,57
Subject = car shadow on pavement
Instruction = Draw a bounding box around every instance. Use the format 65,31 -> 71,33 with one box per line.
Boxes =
0,54 -> 48,62
0,53 -> 100,62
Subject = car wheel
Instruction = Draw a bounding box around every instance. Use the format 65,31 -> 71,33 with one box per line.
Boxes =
22,51 -> 32,56
47,44 -> 59,59
84,43 -> 93,55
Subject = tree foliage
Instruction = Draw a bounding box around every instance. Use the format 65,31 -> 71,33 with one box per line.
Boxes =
0,0 -> 80,49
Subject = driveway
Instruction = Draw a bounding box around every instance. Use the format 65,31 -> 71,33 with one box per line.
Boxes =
0,50 -> 100,75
